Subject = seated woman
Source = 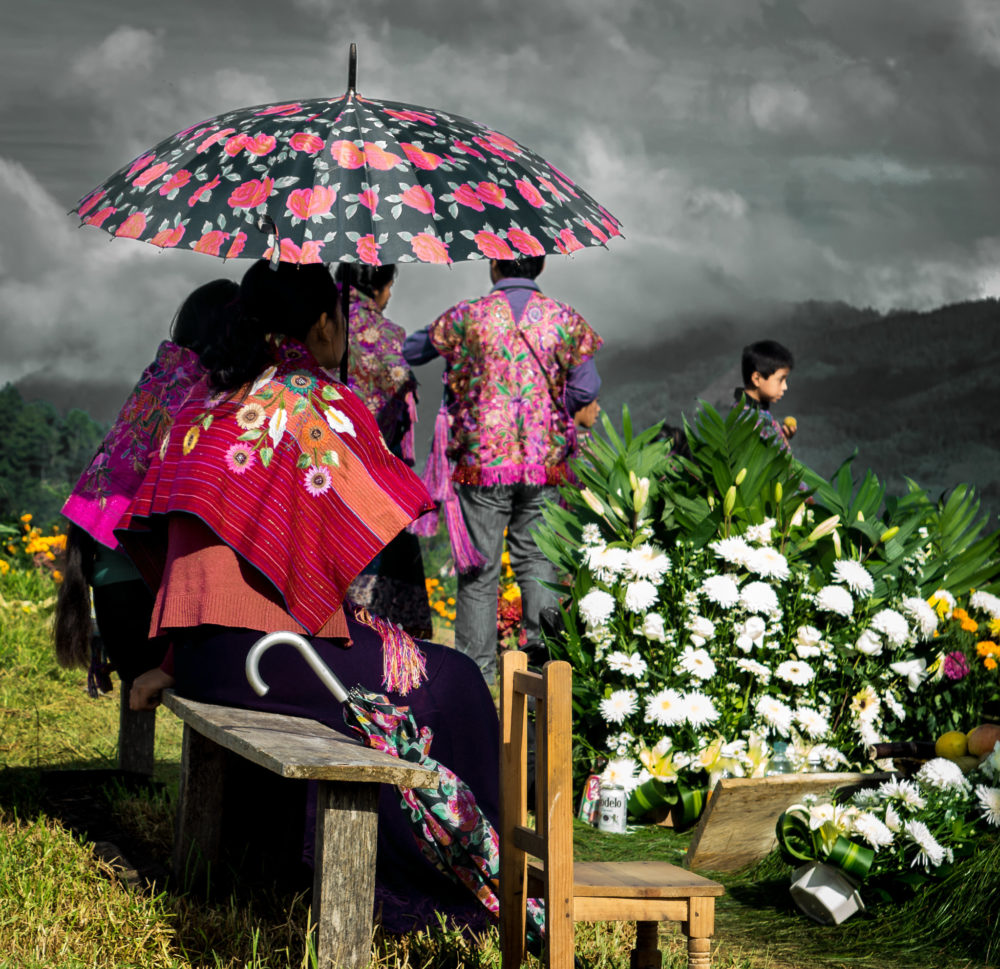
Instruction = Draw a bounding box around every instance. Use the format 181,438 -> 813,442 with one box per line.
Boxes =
335,262 -> 433,638
55,278 -> 238,686
124,260 -> 498,932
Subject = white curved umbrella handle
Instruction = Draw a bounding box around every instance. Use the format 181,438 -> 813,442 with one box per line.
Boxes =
245,631 -> 349,703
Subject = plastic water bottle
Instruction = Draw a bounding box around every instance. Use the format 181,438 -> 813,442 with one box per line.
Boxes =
767,742 -> 792,775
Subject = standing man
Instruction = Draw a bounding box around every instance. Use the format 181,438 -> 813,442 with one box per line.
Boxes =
404,255 -> 602,684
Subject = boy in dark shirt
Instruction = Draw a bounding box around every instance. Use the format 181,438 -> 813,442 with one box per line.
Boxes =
733,339 -> 796,452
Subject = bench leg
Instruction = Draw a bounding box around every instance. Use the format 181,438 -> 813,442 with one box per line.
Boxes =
173,724 -> 226,890
683,897 -> 714,969
118,681 -> 156,775
630,921 -> 662,969
312,780 -> 379,969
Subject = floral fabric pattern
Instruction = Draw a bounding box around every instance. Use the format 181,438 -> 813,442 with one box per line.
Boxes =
345,287 -> 418,460
62,340 -> 206,548
74,93 -> 622,266
734,391 -> 791,454
429,290 -> 602,485
341,685 -> 545,951
116,336 -> 433,634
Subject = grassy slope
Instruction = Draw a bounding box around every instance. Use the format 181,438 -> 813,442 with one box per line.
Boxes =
0,569 -> 995,968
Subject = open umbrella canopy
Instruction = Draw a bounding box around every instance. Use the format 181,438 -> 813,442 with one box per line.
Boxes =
73,50 -> 622,266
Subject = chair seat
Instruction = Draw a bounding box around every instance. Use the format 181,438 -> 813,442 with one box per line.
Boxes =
528,859 -> 725,898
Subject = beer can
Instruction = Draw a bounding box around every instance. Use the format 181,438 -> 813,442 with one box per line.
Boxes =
577,773 -> 601,825
597,784 -> 628,834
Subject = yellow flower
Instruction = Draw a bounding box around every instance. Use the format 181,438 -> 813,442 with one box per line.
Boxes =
985,657 -> 998,671
0,560 -> 10,575
20,513 -> 32,523
52,570 -> 63,583
183,426 -> 200,455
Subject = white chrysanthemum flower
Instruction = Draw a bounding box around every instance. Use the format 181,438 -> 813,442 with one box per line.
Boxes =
970,590 -> 1000,620
816,584 -> 854,617
975,785 -> 1000,826
645,688 -> 685,726
755,695 -> 794,733
740,581 -> 780,615
700,574 -> 740,608
626,543 -> 671,582
746,546 -> 791,581
884,802 -> 902,832
795,625 -> 823,649
852,787 -> 881,809
902,596 -> 939,638
889,657 -> 928,692
813,744 -> 849,770
581,523 -> 603,546
624,580 -> 658,613
895,781 -> 927,811
599,689 -> 638,725
600,757 -> 639,793
916,758 -> 970,792
578,589 -> 616,627
883,690 -> 906,721
681,691 -> 720,728
642,612 -> 666,643
832,559 -> 875,596
736,658 -> 772,683
710,535 -> 754,566
905,819 -> 947,869
775,659 -> 815,686
745,518 -> 776,545
607,651 -> 648,679
686,615 -> 716,646
795,707 -> 830,739
586,545 -> 630,583
850,685 -> 881,724
871,608 -> 910,647
678,646 -> 716,681
852,812 -> 895,850
854,629 -> 884,656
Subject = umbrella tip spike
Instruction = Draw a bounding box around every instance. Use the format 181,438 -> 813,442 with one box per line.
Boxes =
348,43 -> 357,94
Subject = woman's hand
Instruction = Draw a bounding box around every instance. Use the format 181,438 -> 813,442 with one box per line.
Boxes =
130,667 -> 176,711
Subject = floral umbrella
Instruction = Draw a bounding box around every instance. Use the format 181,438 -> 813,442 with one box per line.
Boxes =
72,46 -> 621,268
245,628 -> 545,951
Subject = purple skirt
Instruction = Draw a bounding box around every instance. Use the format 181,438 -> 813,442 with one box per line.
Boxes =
172,614 -> 499,934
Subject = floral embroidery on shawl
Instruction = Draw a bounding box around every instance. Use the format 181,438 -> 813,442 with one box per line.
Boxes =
118,336 -> 433,634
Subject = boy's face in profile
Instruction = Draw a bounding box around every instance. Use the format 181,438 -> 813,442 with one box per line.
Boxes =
750,366 -> 790,405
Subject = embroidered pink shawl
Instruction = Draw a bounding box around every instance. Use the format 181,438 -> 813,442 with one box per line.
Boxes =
62,340 -> 206,548
117,336 -> 434,634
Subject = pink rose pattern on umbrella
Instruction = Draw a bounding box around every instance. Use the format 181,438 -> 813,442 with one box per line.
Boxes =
73,91 -> 621,265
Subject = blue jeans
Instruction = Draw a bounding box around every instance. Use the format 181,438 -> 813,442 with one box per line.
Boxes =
455,483 -> 557,684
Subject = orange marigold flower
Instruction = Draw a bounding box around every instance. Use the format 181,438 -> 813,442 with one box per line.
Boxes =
20,513 -> 32,523
53,570 -> 64,583
977,641 -> 999,656
960,617 -> 979,633
985,657 -> 998,670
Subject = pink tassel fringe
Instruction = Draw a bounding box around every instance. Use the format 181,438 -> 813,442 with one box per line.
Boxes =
353,606 -> 428,696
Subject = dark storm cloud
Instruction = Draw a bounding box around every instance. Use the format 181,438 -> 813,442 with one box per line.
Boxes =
2,0 -> 1000,398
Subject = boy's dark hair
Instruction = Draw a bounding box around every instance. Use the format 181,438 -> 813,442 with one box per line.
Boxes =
741,340 -> 794,386
493,255 -> 545,279
656,423 -> 692,461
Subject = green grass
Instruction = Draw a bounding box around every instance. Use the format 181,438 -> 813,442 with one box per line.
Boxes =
1,566 -> 997,968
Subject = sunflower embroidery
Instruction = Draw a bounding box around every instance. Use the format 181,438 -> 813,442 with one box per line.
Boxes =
182,426 -> 200,454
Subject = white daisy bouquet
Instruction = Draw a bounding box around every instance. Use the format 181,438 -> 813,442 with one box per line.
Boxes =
537,405 -> 1000,818
777,744 -> 1000,902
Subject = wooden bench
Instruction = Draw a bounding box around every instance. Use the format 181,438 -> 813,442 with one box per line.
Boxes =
162,691 -> 439,969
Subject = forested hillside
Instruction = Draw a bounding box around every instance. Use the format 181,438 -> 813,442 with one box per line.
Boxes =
0,385 -> 105,524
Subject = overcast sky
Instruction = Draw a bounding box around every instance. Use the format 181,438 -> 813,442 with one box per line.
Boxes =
2,0 -> 1000,403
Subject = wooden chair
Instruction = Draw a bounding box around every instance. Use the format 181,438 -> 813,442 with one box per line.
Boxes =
499,651 -> 724,969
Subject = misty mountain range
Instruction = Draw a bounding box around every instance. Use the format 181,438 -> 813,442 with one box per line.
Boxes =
16,297 -> 1000,525
595,297 -> 1000,524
